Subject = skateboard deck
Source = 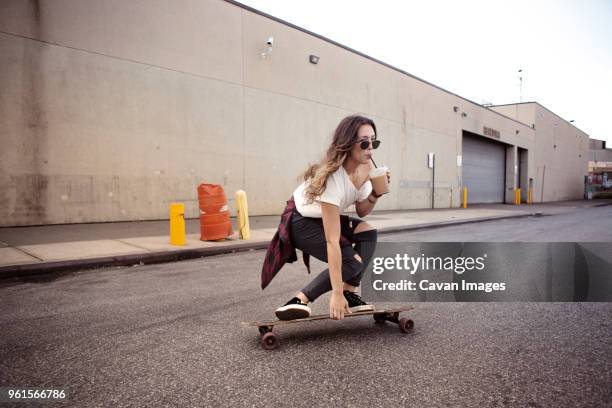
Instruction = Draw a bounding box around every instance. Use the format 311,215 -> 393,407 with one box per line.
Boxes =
242,306 -> 414,350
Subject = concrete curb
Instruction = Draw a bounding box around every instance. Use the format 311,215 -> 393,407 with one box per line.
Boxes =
0,241 -> 269,279
0,212 -> 542,279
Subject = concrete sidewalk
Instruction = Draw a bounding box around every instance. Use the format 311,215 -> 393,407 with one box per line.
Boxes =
1,199 -> 610,278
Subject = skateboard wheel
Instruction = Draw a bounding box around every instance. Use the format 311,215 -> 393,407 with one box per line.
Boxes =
261,332 -> 280,350
373,313 -> 386,324
399,318 -> 414,333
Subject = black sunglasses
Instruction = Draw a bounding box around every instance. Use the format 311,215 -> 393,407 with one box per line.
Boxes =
358,139 -> 381,150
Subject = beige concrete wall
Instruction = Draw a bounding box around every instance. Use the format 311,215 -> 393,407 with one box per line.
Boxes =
504,145 -> 518,203
0,31 -> 245,224
489,103 -> 536,129
0,0 -> 244,83
0,0 -> 585,226
533,104 -> 589,201
1,0 -> 247,225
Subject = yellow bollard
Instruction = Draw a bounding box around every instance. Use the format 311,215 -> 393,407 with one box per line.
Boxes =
517,188 -> 521,205
235,190 -> 250,240
514,190 -> 518,205
527,188 -> 530,204
462,187 -> 467,209
170,203 -> 186,246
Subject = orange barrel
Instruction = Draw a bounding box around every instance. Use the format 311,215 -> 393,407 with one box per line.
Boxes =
198,184 -> 227,214
198,183 -> 232,241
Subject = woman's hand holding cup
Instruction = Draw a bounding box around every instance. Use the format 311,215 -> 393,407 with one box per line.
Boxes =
369,166 -> 390,196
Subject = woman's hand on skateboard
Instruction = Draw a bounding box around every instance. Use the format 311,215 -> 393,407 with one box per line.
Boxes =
330,291 -> 351,320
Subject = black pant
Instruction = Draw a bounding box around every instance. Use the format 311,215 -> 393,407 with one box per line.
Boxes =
290,209 -> 377,301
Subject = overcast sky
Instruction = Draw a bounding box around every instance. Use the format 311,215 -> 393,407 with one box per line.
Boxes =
237,0 -> 612,145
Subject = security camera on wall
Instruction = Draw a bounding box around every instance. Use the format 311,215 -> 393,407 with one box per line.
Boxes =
261,36 -> 274,59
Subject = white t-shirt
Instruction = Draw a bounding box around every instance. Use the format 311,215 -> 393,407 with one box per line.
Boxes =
293,166 -> 373,218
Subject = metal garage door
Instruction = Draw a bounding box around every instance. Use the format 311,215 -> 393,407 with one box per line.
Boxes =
462,133 -> 506,203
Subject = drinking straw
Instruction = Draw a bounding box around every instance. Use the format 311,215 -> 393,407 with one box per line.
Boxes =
370,157 -> 378,168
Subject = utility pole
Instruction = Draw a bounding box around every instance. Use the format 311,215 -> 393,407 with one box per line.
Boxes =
518,69 -> 523,103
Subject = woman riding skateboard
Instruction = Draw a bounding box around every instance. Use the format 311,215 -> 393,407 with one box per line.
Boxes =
261,115 -> 390,321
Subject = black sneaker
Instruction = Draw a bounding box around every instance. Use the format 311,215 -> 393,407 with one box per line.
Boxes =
275,297 -> 311,320
344,290 -> 375,312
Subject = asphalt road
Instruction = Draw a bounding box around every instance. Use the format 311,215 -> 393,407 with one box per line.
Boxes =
383,205 -> 612,242
1,207 -> 611,407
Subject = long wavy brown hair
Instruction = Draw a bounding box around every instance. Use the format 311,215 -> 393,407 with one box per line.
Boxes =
301,115 -> 377,203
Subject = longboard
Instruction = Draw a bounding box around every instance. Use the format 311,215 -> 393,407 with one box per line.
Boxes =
242,306 -> 414,350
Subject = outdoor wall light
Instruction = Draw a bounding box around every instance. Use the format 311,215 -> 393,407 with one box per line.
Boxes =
261,36 -> 274,59
461,112 -> 467,117
516,130 -> 520,135
453,106 -> 459,112
309,54 -> 320,64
